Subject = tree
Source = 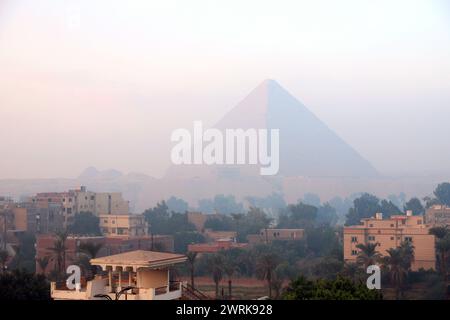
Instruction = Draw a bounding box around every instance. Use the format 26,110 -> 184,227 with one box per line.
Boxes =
67,212 -> 101,236
429,226 -> 450,281
36,256 -> 50,275
380,200 -> 401,216
173,231 -> 205,254
166,196 -> 189,214
355,243 -> 381,270
403,198 -> 425,215
186,251 -> 197,289
222,253 -> 239,299
345,193 -> 381,226
434,183 -> 450,206
316,203 -> 339,226
382,248 -> 408,299
282,276 -> 382,300
278,202 -> 317,229
0,270 -> 50,300
207,254 -> 224,299
48,230 -> 68,276
256,251 -> 280,299
78,242 -> 103,277
0,250 -> 9,273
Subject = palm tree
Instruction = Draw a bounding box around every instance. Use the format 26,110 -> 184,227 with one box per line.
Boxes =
398,241 -> 415,270
48,230 -> 68,275
429,226 -> 450,281
383,248 -> 408,299
36,256 -> 50,275
256,252 -> 279,299
186,252 -> 198,289
356,242 -> 381,269
223,255 -> 238,299
231,213 -> 244,240
78,242 -> 103,277
0,249 -> 9,273
208,254 -> 224,299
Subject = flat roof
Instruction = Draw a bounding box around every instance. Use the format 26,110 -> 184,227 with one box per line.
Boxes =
90,250 -> 187,270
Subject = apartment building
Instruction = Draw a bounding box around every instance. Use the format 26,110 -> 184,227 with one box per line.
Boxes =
425,205 -> 450,226
247,228 -> 305,244
31,186 -> 129,226
99,214 -> 148,237
344,212 -> 436,271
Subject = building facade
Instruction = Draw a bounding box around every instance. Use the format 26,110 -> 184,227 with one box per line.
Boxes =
344,212 -> 436,271
425,205 -> 450,226
247,228 -> 305,244
99,214 -> 148,237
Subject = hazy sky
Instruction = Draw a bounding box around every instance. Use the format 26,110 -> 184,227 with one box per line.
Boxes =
0,0 -> 449,179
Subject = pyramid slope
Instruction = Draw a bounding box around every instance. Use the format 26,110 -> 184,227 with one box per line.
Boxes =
166,79 -> 378,178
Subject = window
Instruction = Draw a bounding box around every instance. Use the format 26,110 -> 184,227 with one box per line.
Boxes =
369,224 -> 373,227
104,219 -> 108,223
90,196 -> 95,201
351,250 -> 358,256
67,208 -> 72,214
417,220 -> 422,225
69,198 -> 72,203
351,236 -> 358,243
404,236 -> 413,242
390,224 -> 394,227
368,236 -> 375,241
390,237 -> 394,240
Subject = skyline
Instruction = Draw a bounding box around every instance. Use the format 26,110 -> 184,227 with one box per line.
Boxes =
1,0 -> 450,179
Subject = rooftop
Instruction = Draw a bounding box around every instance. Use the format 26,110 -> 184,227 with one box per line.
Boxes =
90,250 -> 186,270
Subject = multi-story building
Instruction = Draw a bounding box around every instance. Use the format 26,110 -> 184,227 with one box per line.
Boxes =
188,239 -> 248,254
50,250 -> 187,300
425,205 -> 450,226
31,186 -> 129,227
344,212 -> 436,271
99,214 -> 148,237
247,228 -> 305,244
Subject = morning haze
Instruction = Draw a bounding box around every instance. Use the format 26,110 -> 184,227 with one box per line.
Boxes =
0,0 -> 450,180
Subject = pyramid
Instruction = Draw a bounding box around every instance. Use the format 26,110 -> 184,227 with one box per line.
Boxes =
165,79 -> 378,179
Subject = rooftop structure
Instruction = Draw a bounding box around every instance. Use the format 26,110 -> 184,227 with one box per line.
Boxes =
51,250 -> 187,300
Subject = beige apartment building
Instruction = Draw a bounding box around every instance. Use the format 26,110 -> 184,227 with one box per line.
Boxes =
32,186 -> 129,226
344,212 -> 436,271
99,214 -> 148,237
425,205 -> 450,226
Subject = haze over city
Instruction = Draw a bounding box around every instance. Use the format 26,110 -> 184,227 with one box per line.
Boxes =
1,0 -> 450,180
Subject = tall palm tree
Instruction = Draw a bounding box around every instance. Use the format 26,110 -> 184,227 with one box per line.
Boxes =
223,255 -> 238,299
78,242 -> 103,277
356,242 -> 381,270
429,226 -> 450,281
48,230 -> 68,275
383,247 -> 408,300
208,254 -> 224,299
36,256 -> 50,275
398,241 -> 415,270
256,252 -> 279,299
0,249 -> 9,273
186,252 -> 198,289
231,213 -> 244,240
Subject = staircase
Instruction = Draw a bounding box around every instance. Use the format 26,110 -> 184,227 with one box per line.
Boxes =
181,284 -> 210,300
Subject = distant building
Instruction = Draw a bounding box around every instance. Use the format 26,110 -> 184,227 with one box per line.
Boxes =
50,250 -> 187,300
31,186 -> 129,227
188,239 -> 247,254
247,228 -> 305,245
203,229 -> 237,242
187,212 -> 208,232
425,205 -> 450,226
344,212 -> 436,271
99,214 -> 148,237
